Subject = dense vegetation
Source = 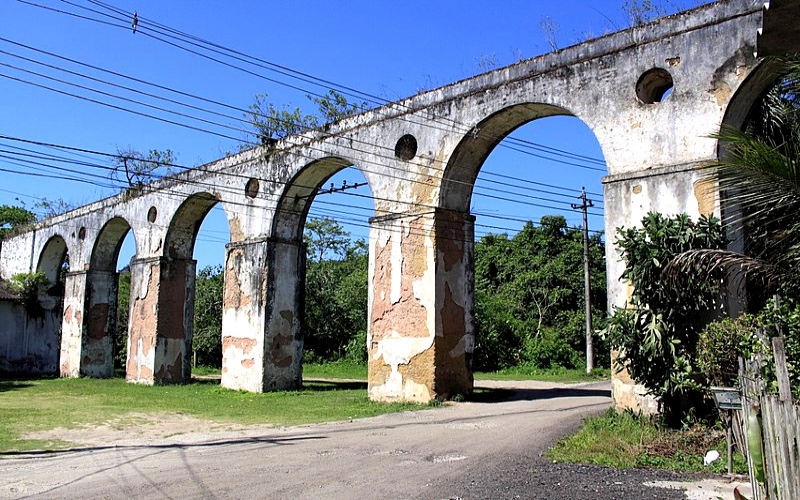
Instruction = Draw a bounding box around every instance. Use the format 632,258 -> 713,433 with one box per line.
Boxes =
111,215 -> 607,374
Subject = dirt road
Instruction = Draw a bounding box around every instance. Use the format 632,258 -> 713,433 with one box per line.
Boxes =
0,380 -> 709,499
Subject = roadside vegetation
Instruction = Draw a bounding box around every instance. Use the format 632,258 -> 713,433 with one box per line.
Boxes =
548,409 -> 747,474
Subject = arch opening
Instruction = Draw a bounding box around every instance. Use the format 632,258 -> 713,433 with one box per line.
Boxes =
717,58 -> 800,313
270,157 -> 375,384
443,105 -> 610,376
31,235 -> 68,375
78,217 -> 136,378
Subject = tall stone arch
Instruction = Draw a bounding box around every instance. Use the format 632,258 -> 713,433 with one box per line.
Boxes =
60,217 -> 135,378
127,192 -> 227,384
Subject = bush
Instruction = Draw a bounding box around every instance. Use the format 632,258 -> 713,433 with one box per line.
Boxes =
602,212 -> 728,426
522,327 -> 582,369
697,314 -> 758,388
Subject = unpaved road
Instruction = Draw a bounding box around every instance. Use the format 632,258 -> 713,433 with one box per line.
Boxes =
0,380 -> 715,499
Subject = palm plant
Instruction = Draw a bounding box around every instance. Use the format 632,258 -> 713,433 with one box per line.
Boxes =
669,55 -> 800,297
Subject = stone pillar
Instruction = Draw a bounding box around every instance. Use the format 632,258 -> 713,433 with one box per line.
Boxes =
82,270 -> 119,377
221,237 -> 304,393
126,256 -> 195,385
60,270 -> 87,378
368,209 -> 474,403
603,163 -> 720,415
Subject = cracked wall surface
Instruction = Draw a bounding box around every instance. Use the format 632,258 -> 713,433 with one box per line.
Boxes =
0,1 -> 771,405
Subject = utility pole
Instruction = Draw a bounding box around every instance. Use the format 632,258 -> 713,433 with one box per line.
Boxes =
572,187 -> 594,374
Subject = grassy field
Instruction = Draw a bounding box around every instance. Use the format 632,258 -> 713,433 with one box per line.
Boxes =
475,365 -> 610,383
0,376 -> 419,453
547,408 -> 747,474
300,361 -> 611,383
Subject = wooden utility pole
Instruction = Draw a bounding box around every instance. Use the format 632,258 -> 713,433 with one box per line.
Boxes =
572,187 -> 594,374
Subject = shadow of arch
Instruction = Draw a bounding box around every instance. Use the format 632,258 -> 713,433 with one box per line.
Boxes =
440,103 -> 577,212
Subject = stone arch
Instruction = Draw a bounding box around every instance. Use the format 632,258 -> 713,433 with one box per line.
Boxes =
90,216 -> 135,272
37,234 -> 68,286
440,103 -> 591,212
76,216 -> 137,378
718,59 -> 774,135
33,234 -> 68,376
125,192 -> 232,385
165,192 -> 228,260
272,156 -> 365,241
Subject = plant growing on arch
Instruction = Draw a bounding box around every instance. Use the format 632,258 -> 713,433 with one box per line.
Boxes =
602,212 -> 727,426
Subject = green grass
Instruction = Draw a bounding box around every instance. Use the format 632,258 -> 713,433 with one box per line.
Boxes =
547,408 -> 748,474
475,365 -> 610,382
191,365 -> 222,376
0,376 -> 419,453
194,362 -> 607,383
303,360 -> 367,379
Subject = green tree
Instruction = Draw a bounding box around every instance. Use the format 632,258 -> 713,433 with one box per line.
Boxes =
603,212 -> 727,426
111,148 -> 176,189
310,90 -> 366,124
245,90 -> 366,148
669,57 -> 800,298
114,268 -> 130,371
473,216 -> 607,371
34,198 -> 75,218
193,265 -> 224,368
302,217 -> 368,362
0,204 -> 36,239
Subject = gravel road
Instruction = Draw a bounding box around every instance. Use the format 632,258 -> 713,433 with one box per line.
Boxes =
0,380 -> 726,499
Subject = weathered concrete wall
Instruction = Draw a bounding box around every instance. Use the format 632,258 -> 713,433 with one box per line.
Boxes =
127,257 -> 195,384
368,209 -> 474,402
603,164 -> 720,413
220,237 -> 305,392
0,297 -> 61,375
0,1 -> 771,406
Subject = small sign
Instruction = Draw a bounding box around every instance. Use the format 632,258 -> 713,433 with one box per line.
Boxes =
710,386 -> 742,410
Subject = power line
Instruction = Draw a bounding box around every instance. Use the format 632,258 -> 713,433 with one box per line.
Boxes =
0,133 -> 605,220
15,0 -> 608,174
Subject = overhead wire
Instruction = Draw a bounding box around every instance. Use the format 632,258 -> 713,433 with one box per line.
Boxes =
0,36 -> 606,206
2,2 -> 609,244
0,63 -> 605,211
0,140 -> 605,246
15,0 -> 608,178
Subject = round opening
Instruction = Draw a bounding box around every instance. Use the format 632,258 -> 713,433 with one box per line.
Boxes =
394,134 -> 418,161
147,206 -> 158,223
636,68 -> 674,104
77,227 -> 86,240
245,178 -> 259,199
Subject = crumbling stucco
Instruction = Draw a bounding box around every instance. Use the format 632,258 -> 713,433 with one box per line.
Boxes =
0,1 -> 771,407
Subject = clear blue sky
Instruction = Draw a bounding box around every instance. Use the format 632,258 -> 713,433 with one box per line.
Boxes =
0,0 -> 706,270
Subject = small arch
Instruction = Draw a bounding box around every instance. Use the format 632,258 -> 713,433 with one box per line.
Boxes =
719,59 -> 780,141
272,156 -> 369,241
440,103 -> 574,212
165,193 -> 228,260
37,235 -> 68,285
90,217 -> 134,272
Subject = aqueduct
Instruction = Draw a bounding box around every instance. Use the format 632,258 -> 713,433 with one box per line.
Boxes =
0,0 -> 792,410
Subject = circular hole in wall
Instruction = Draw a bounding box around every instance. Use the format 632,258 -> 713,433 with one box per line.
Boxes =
245,178 -> 259,199
147,206 -> 158,223
77,227 -> 86,240
636,68 -> 674,104
394,134 -> 418,161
